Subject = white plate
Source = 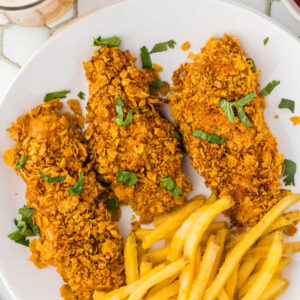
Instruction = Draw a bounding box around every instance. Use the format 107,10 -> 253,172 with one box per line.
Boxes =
0,0 -> 300,299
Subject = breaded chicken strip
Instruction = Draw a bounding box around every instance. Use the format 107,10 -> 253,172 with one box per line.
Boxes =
3,100 -> 124,299
83,46 -> 191,223
169,34 -> 283,227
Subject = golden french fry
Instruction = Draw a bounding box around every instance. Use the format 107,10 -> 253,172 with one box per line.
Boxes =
276,256 -> 291,276
140,258 -> 152,278
147,279 -> 179,300
168,205 -> 208,261
124,232 -> 139,284
204,193 -> 300,300
104,264 -> 166,300
267,210 -> 300,233
241,231 -> 284,300
178,258 -> 196,300
142,197 -> 205,250
217,289 -> 230,300
153,194 -> 205,227
135,228 -> 153,241
225,266 -> 238,299
195,245 -> 202,273
208,228 -> 228,285
201,222 -> 228,245
258,277 -> 289,300
206,193 -> 217,205
239,273 -> 259,298
143,244 -> 171,264
283,241 -> 300,254
146,274 -> 178,298
127,258 -> 186,300
237,256 -> 260,289
93,291 -> 106,300
184,196 -> 234,261
190,235 -> 220,300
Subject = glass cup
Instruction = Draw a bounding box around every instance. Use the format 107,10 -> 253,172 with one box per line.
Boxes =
0,0 -> 74,27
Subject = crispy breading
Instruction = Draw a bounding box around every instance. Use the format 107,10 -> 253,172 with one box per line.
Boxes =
83,46 -> 191,223
3,100 -> 125,299
168,34 -> 283,226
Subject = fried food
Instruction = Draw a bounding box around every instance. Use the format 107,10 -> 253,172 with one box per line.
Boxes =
83,46 -> 191,223
3,100 -> 124,299
168,34 -> 284,226
97,192 -> 300,300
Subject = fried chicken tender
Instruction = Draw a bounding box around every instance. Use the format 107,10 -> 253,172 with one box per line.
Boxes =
83,46 -> 191,223
3,100 -> 124,299
168,34 -> 283,226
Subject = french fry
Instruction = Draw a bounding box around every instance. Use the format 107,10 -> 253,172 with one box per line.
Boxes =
127,258 -> 186,300
178,260 -> 195,300
124,232 -> 139,284
168,205 -> 208,261
189,235 -> 219,300
208,228 -> 228,285
225,266 -> 238,299
204,193 -> 300,300
241,231 -> 284,300
276,256 -> 291,276
140,258 -> 152,277
147,279 -> 180,300
217,289 -> 230,300
237,256 -> 260,289
146,274 -> 178,298
201,222 -> 228,245
206,193 -> 217,205
184,196 -> 234,261
135,228 -> 153,241
153,194 -> 205,227
258,277 -> 289,300
239,273 -> 259,298
195,245 -> 202,272
283,241 -> 300,254
93,291 -> 106,300
143,244 -> 171,264
142,197 -> 205,250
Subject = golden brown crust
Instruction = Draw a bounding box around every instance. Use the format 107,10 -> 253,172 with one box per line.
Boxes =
3,99 -> 125,299
83,46 -> 191,223
168,34 -> 283,226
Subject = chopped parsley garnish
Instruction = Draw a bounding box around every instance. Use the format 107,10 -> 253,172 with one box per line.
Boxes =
160,177 -> 181,197
278,98 -> 295,113
149,78 -> 164,91
16,155 -> 27,169
68,172 -> 84,196
77,91 -> 85,100
39,171 -> 66,183
191,129 -> 225,145
115,97 -> 138,126
150,40 -> 176,54
108,198 -> 119,211
282,159 -> 296,186
263,37 -> 269,45
116,170 -> 138,186
246,58 -> 256,72
219,92 -> 256,127
261,80 -> 280,96
44,90 -> 70,103
140,46 -> 153,70
93,36 -> 121,47
8,205 -> 39,247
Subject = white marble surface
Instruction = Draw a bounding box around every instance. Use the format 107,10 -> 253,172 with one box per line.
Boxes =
0,0 -> 299,299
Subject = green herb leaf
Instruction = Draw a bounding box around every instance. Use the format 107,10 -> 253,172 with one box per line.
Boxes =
261,80 -> 280,96
44,90 -> 70,103
8,205 -> 39,247
263,37 -> 269,45
160,177 -> 181,197
68,172 -> 84,196
278,98 -> 295,113
191,129 -> 225,145
140,46 -> 153,70
149,78 -> 164,91
16,155 -> 27,169
219,92 -> 255,127
116,97 -> 124,115
117,170 -> 138,186
246,58 -> 256,72
150,39 -> 176,54
115,97 -> 139,126
93,36 -> 121,47
172,186 -> 181,197
282,159 -> 296,186
39,171 -> 66,183
108,198 -> 119,211
77,91 -> 85,100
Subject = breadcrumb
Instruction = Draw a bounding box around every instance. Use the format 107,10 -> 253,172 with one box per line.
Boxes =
274,115 -> 279,119
169,34 -> 283,227
181,41 -> 191,51
290,116 -> 300,126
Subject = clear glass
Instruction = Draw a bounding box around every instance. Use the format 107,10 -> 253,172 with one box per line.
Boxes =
0,0 -> 74,27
